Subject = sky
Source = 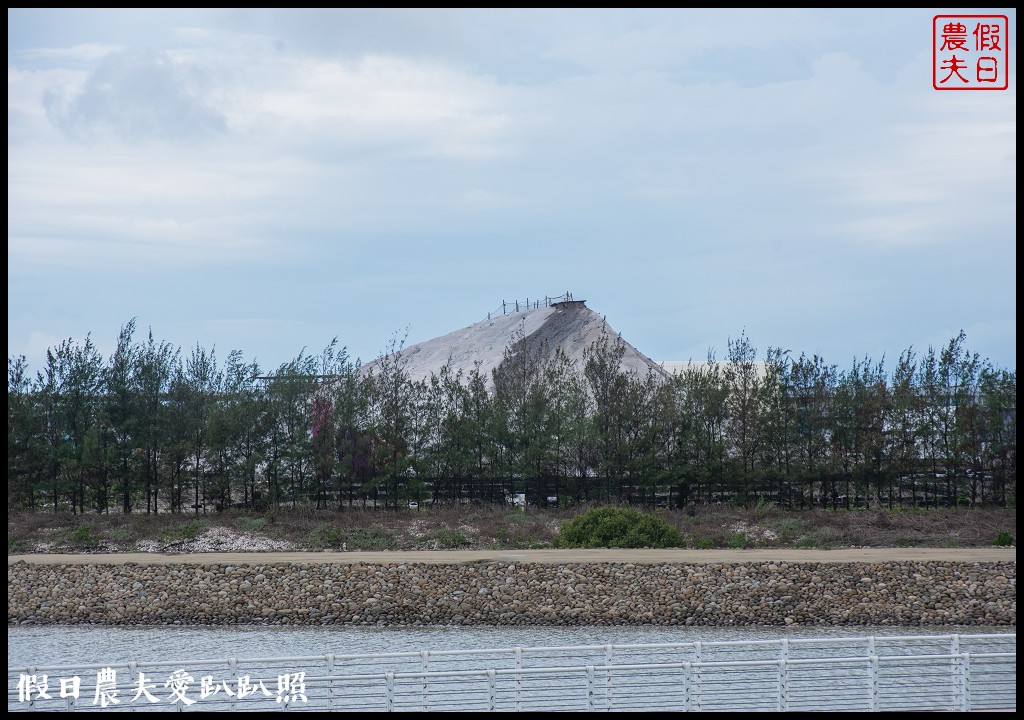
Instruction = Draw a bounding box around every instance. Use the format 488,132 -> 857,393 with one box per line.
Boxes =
8,8 -> 1017,377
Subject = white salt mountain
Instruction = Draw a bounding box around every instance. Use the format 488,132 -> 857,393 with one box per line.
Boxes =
360,300 -> 668,389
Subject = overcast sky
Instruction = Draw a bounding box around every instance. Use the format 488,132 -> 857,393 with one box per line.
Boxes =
8,8 -> 1017,377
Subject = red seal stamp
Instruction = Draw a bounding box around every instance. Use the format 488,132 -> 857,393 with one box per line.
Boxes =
934,15 -> 1009,90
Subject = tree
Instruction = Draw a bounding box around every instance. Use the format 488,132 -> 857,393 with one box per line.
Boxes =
788,352 -> 838,508
888,348 -> 922,507
305,339 -> 357,509
724,331 -> 763,506
182,344 -> 222,514
208,350 -> 265,511
757,347 -> 800,508
665,357 -> 731,505
8,355 -> 45,508
134,329 -> 179,513
102,320 -> 139,514
266,350 -> 317,508
940,332 -> 981,505
36,337 -> 104,513
978,365 -> 1016,507
364,333 -> 417,509
332,366 -> 372,510
583,331 -> 632,502
492,324 -> 549,504
832,356 -> 888,509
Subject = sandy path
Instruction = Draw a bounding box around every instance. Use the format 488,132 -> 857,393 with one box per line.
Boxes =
7,547 -> 1016,565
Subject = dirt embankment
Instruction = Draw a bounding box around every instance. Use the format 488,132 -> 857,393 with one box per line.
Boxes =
7,547 -> 1018,566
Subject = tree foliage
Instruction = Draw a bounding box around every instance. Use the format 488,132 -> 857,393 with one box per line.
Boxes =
6,321 -> 1017,514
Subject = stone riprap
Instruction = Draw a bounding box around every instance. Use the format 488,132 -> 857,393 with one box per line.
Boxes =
7,561 -> 1015,627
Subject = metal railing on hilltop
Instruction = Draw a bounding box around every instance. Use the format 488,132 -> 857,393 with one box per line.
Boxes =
483,292 -> 577,322
9,633 -> 1016,712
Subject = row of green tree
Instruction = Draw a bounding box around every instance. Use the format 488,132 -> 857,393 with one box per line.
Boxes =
7,320 -> 1016,514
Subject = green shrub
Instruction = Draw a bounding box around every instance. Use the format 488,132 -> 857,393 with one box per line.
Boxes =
753,498 -> 775,519
773,518 -> 805,542
507,509 -> 531,525
71,522 -> 98,546
307,523 -> 344,550
695,537 -> 715,549
727,532 -> 749,549
993,531 -> 1014,546
435,528 -> 470,548
160,520 -> 204,543
348,525 -> 397,551
553,506 -> 685,549
108,527 -> 134,544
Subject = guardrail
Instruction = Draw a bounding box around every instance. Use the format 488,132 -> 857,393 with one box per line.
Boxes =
9,633 -> 1015,712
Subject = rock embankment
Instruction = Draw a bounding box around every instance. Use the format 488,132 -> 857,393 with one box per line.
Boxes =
7,560 -> 1015,627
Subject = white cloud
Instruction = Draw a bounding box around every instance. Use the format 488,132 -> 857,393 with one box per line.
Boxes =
41,50 -> 227,142
23,42 -> 123,62
242,54 -> 515,159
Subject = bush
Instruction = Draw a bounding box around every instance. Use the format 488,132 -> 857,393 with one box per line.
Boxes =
435,528 -> 470,548
349,524 -> 397,551
993,531 -> 1014,546
71,522 -> 98,546
108,527 -> 134,544
773,518 -> 805,542
554,506 -> 685,549
727,532 -> 749,549
160,520 -> 204,543
307,523 -> 343,550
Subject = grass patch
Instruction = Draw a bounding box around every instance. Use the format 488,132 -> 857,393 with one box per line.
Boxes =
506,509 -> 533,525
801,526 -> 846,549
772,518 -> 806,542
160,519 -> 205,543
107,526 -> 134,544
348,524 -> 398,551
5,504 -> 1017,553
512,533 -> 544,549
435,527 -> 471,549
234,517 -> 269,533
